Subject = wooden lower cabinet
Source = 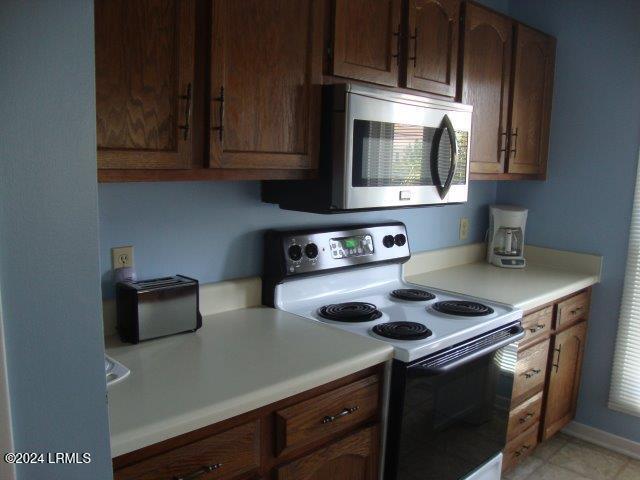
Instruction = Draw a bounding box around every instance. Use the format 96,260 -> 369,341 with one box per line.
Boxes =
503,289 -> 591,473
542,321 -> 588,440
276,426 -> 378,480
113,366 -> 383,480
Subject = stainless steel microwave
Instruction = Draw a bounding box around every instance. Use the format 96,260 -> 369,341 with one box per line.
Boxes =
262,83 -> 473,212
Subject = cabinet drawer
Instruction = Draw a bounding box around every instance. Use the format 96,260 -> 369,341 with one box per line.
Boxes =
512,339 -> 550,406
507,391 -> 543,441
502,423 -> 539,473
115,421 -> 260,480
556,291 -> 590,330
521,306 -> 552,347
276,426 -> 379,480
275,375 -> 380,456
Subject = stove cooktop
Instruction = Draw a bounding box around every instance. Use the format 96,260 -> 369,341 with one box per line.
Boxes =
275,265 -> 522,362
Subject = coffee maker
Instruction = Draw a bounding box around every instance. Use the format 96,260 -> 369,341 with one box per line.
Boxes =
487,205 -> 528,268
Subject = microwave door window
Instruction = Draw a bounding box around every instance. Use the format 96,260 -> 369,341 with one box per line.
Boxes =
352,120 -> 437,187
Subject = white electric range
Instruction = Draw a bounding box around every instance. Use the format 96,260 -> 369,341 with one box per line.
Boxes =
263,222 -> 524,480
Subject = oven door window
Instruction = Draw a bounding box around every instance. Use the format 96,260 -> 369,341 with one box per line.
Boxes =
351,119 -> 468,189
395,344 -> 516,480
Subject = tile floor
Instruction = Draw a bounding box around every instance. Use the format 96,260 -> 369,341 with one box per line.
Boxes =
503,433 -> 640,480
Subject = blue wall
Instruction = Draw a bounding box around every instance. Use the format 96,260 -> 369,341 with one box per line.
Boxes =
498,0 -> 640,442
0,2 -> 112,479
99,181 -> 497,298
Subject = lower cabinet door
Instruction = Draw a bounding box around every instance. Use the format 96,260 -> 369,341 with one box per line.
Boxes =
542,321 -> 588,440
276,427 -> 378,480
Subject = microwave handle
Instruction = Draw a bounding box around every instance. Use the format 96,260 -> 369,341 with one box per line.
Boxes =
414,325 -> 525,375
430,114 -> 458,200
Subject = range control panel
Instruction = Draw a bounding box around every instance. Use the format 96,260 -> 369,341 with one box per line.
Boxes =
266,223 -> 411,277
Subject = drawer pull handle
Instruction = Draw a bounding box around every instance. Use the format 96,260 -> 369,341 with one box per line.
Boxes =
322,406 -> 359,424
553,345 -> 562,373
519,413 -> 534,424
523,368 -> 541,379
174,463 -> 222,480
528,323 -> 546,333
514,444 -> 531,457
178,83 -> 192,141
570,306 -> 584,315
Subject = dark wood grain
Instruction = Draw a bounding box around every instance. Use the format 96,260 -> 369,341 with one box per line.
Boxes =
210,0 -> 323,170
275,375 -> 380,456
542,321 -> 588,440
332,0 -> 401,87
97,168 -> 318,183
405,0 -> 460,97
507,24 -> 555,176
276,426 -> 379,480
95,0 -> 197,169
114,422 -> 260,480
459,2 -> 512,174
113,365 -> 384,480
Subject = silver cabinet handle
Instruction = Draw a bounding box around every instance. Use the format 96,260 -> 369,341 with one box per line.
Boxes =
174,463 -> 222,480
322,406 -> 358,424
523,368 -> 541,379
519,413 -> 534,424
528,323 -> 546,333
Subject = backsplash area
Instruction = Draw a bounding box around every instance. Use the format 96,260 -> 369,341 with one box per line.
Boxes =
98,181 -> 497,298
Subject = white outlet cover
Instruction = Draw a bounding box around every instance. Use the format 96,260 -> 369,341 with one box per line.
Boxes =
459,218 -> 469,240
111,246 -> 134,269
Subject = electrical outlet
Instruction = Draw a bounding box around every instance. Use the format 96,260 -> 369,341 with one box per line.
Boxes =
459,218 -> 470,240
112,246 -> 134,269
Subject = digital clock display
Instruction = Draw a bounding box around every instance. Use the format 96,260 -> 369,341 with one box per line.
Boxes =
329,235 -> 374,259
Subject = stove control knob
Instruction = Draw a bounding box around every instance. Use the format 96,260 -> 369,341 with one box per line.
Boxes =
305,243 -> 319,259
383,235 -> 395,248
394,233 -> 407,247
288,244 -> 303,261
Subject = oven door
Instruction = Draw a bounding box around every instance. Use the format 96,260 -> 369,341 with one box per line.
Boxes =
385,323 -> 525,480
337,85 -> 472,210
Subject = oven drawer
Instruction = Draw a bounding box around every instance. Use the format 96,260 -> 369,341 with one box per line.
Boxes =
556,291 -> 590,331
114,421 -> 260,480
521,306 -> 552,347
274,374 -> 380,456
512,339 -> 550,406
503,423 -> 540,473
507,391 -> 543,441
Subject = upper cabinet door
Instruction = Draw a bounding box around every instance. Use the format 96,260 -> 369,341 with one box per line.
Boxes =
460,3 -> 512,175
405,0 -> 460,97
95,0 -> 196,169
332,0 -> 401,87
210,0 -> 323,170
507,24 -> 556,176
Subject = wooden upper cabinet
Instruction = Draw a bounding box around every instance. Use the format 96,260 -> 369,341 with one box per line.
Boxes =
460,3 -> 512,175
405,0 -> 460,97
210,0 -> 323,170
542,321 -> 588,440
331,0 -> 401,87
95,0 -> 197,169
507,24 -> 556,176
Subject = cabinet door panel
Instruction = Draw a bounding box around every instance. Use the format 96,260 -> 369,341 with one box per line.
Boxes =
95,0 -> 196,169
460,3 -> 512,174
211,0 -> 322,169
508,24 -> 555,175
276,427 -> 378,480
543,321 -> 588,440
406,0 -> 460,97
332,0 -> 401,87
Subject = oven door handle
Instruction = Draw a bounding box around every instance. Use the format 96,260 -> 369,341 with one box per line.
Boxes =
416,325 -> 525,375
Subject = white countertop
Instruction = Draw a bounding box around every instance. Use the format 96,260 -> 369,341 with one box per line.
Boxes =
405,245 -> 602,311
106,307 -> 392,458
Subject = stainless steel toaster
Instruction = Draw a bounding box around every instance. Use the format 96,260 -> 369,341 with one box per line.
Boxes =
116,275 -> 202,344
